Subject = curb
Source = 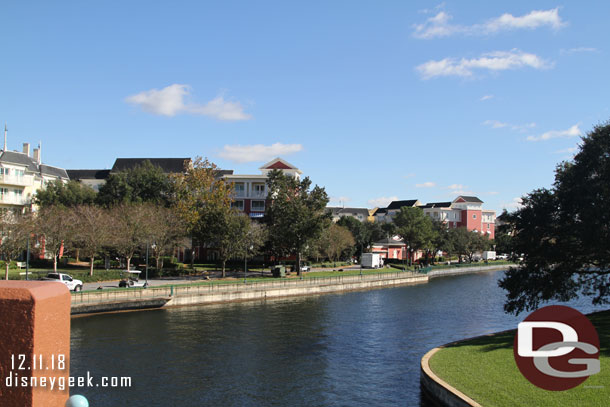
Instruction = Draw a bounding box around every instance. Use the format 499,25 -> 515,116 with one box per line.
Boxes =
420,347 -> 482,407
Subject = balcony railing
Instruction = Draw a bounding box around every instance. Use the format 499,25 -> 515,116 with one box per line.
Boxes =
0,195 -> 28,205
0,175 -> 33,186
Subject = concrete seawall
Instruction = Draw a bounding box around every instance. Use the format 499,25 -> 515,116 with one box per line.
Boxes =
71,265 -> 510,315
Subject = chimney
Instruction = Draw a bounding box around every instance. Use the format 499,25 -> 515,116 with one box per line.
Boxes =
23,143 -> 30,156
33,148 -> 40,163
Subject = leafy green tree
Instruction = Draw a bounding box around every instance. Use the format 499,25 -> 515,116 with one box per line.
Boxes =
96,160 -> 173,206
393,207 -> 435,265
265,170 -> 330,275
500,122 -> 610,314
336,217 -> 383,256
317,223 -> 356,262
172,157 -> 233,267
108,203 -> 150,271
493,209 -> 516,255
34,180 -> 96,208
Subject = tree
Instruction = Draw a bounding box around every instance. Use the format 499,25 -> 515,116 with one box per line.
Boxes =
70,205 -> 111,276
447,227 -> 490,263
172,157 -> 233,267
0,211 -> 32,279
143,206 -> 186,271
265,170 -> 330,275
318,223 -> 355,262
96,160 -> 173,206
493,209 -> 516,255
34,180 -> 96,208
337,216 -> 384,257
36,206 -> 74,272
212,209 -> 250,278
499,122 -> 610,314
393,207 -> 435,265
108,203 -> 150,271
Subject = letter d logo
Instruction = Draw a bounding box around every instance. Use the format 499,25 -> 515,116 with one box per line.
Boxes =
513,305 -> 600,391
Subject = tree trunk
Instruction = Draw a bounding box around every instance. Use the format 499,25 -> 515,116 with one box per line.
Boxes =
5,262 -> 8,280
126,256 -> 131,271
221,259 -> 226,278
53,255 -> 58,272
89,257 -> 94,277
296,251 -> 301,276
75,248 -> 80,262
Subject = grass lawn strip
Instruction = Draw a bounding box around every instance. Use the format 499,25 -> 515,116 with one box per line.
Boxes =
428,310 -> 610,406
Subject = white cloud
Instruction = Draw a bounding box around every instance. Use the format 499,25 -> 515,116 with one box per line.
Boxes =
526,124 -> 581,142
416,50 -> 552,79
368,196 -> 399,208
218,143 -> 302,163
413,8 -> 565,39
416,182 -> 436,188
480,95 -> 494,101
483,120 -> 536,132
126,84 -> 251,121
484,8 -> 565,33
447,184 -> 466,190
502,197 -> 523,211
329,196 -> 351,205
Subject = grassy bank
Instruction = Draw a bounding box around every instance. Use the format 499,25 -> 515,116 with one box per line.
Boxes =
428,309 -> 610,406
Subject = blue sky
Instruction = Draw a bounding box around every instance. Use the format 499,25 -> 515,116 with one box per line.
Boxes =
1,1 -> 609,213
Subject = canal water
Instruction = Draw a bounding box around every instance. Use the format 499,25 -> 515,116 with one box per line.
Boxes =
70,270 -> 606,406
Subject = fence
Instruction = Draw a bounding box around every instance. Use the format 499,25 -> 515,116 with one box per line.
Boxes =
71,271 -> 421,305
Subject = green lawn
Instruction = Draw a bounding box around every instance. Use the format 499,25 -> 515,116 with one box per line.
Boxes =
428,310 -> 610,406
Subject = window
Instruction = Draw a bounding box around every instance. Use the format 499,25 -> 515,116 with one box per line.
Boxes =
473,214 -> 477,219
234,183 -> 245,196
251,200 -> 265,211
14,189 -> 22,198
487,223 -> 490,229
253,184 -> 265,197
0,188 -> 7,198
231,200 -> 244,210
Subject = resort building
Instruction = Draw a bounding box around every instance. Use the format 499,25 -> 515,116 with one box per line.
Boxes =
222,157 -> 301,219
421,196 -> 496,239
0,134 -> 69,214
326,207 -> 371,223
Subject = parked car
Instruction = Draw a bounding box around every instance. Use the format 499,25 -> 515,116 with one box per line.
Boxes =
497,253 -> 509,260
300,264 -> 311,272
41,273 -> 83,292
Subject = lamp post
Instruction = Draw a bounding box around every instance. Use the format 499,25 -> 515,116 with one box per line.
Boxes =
25,235 -> 30,281
244,244 -> 253,283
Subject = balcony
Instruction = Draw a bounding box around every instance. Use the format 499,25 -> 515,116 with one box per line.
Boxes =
0,195 -> 28,205
0,175 -> 33,186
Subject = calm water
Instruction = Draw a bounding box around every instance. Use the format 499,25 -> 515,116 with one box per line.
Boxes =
70,270 -> 605,406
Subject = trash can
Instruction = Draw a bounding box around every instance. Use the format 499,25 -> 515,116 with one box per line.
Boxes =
272,266 -> 286,278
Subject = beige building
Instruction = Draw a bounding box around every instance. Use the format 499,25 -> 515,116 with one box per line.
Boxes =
0,140 -> 69,214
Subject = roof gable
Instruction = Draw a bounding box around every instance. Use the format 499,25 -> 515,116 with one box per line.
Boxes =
259,157 -> 302,173
453,196 -> 483,204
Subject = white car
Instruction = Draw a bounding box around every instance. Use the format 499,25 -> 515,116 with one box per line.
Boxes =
42,273 -> 84,292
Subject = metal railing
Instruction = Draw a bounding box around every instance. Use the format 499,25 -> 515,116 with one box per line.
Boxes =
71,271 -> 423,305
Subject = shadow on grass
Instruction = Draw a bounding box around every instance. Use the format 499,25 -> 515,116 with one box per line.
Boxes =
441,309 -> 610,356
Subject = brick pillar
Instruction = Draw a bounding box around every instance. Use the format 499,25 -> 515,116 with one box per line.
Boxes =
0,282 -> 71,406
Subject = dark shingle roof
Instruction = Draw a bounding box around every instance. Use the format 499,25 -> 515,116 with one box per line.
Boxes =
387,200 -> 419,210
0,151 -> 39,171
326,207 -> 343,216
420,201 -> 452,209
374,208 -> 387,215
111,158 -> 191,174
458,196 -> 483,203
67,169 -> 111,180
40,164 -> 69,179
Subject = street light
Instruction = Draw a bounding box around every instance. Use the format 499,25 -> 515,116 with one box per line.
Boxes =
244,244 -> 253,283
